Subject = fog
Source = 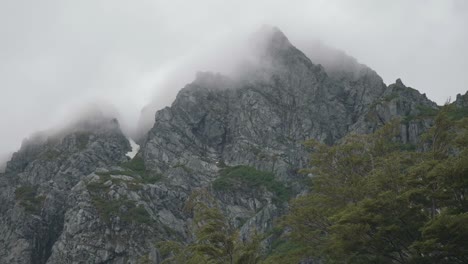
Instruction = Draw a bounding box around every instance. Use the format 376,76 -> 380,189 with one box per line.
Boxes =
1,0 -> 467,167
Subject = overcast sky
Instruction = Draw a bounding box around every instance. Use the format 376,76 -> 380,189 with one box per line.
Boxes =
0,0 -> 467,161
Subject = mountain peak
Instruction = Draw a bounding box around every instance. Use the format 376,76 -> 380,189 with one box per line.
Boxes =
455,91 -> 468,108
0,26 -> 455,264
395,78 -> 404,86
250,25 -> 295,56
257,25 -> 290,45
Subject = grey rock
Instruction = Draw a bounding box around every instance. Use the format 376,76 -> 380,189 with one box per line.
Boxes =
0,27 -> 450,264
0,116 -> 131,264
455,91 -> 468,108
351,78 -> 438,144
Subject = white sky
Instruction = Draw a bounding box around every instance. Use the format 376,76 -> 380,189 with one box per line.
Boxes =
0,0 -> 467,160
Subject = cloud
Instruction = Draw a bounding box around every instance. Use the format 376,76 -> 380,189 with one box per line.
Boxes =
0,0 -> 467,165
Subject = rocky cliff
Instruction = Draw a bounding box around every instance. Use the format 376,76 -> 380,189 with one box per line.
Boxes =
0,114 -> 131,263
0,27 -> 452,263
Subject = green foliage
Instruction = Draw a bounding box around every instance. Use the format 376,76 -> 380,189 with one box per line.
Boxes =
383,92 -> 399,102
402,102 -> 468,125
368,93 -> 399,110
159,190 -> 263,264
89,193 -> 123,223
90,194 -> 152,225
329,191 -> 426,263
15,185 -> 45,214
412,213 -> 468,263
138,254 -> 152,264
119,155 -> 162,184
96,170 -> 135,177
15,186 -> 37,200
437,101 -> 468,121
402,104 -> 439,124
448,107 -> 468,120
416,104 -> 440,117
157,105 -> 468,263
397,142 -> 417,151
368,92 -> 399,111
96,170 -> 162,185
122,155 -> 146,172
279,110 -> 468,263
86,176 -> 152,225
159,240 -> 210,264
126,204 -> 152,225
212,166 -> 290,204
262,240 -> 305,264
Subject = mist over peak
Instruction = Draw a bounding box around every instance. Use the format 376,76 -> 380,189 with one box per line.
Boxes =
299,39 -> 377,81
1,0 -> 467,167
132,26 -> 387,139
46,102 -> 122,138
193,72 -> 235,89
133,26 -> 308,138
63,103 -> 122,133
0,2 -> 467,263
0,152 -> 12,173
2,102 -> 124,169
251,25 -> 292,54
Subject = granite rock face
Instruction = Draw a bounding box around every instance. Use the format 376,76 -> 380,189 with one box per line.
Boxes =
0,116 -> 131,264
455,91 -> 468,108
0,27 -> 448,263
141,27 -> 387,180
351,78 -> 439,144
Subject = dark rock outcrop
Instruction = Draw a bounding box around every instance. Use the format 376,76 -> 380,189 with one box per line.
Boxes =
0,115 -> 131,264
351,78 -> 438,144
0,27 -> 449,263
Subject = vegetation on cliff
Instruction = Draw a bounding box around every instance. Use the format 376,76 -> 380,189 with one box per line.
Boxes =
161,106 -> 468,263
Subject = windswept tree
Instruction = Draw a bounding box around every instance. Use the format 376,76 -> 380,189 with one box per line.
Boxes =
159,189 -> 262,264
273,107 -> 468,263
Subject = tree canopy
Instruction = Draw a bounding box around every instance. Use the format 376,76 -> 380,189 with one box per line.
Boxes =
159,106 -> 468,264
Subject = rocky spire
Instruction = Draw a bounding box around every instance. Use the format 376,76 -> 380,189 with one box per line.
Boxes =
0,26 -> 449,264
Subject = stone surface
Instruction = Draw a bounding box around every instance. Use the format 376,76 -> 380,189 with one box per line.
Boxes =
0,27 -> 453,263
0,115 -> 131,264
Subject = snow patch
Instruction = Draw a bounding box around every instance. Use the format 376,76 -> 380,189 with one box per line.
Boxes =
126,138 -> 140,159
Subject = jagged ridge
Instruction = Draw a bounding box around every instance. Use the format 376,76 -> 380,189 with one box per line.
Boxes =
0,27 -> 462,264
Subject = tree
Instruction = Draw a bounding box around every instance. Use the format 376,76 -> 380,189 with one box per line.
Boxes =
279,107 -> 468,263
281,113 -> 468,263
161,106 -> 468,263
159,189 -> 263,264
411,213 -> 468,264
